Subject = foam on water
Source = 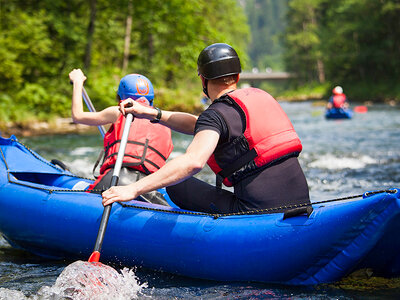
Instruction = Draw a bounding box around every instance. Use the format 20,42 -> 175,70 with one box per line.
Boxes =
0,236 -> 9,247
68,158 -> 97,178
309,154 -> 377,170
0,261 -> 146,300
70,147 -> 98,156
39,261 -> 146,299
0,287 -> 28,299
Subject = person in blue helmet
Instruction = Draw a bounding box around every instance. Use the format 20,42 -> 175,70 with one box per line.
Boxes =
69,69 -> 173,205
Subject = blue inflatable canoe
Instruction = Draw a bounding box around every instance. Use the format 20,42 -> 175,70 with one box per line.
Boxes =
0,136 -> 399,285
325,107 -> 353,119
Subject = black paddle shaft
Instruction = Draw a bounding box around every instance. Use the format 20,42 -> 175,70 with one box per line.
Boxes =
91,113 -> 133,255
92,175 -> 119,252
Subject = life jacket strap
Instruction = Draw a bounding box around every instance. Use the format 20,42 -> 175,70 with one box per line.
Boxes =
104,139 -> 168,161
216,174 -> 223,189
92,149 -> 105,179
218,148 -> 257,179
102,139 -> 162,175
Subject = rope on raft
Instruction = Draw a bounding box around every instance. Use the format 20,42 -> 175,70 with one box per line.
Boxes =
118,189 -> 398,219
3,138 -> 398,219
4,172 -> 398,219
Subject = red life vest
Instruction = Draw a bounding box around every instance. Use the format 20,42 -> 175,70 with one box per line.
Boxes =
88,112 -> 173,190
207,88 -> 302,187
332,94 -> 346,108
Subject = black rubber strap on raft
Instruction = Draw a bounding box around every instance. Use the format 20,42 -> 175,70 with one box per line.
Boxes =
283,206 -> 313,219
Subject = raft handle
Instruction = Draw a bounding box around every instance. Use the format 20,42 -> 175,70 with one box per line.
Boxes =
283,206 -> 313,220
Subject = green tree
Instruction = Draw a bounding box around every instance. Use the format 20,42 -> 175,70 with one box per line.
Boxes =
244,0 -> 288,71
283,0 -> 326,84
283,0 -> 400,100
0,0 -> 250,124
323,0 -> 400,85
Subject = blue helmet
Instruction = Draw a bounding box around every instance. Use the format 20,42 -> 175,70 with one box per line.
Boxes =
117,74 -> 154,106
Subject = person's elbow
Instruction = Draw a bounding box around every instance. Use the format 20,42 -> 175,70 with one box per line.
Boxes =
71,114 -> 81,124
184,155 -> 206,175
187,160 -> 204,174
71,112 -> 86,124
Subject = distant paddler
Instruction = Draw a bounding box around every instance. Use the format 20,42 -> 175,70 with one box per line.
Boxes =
326,86 -> 349,110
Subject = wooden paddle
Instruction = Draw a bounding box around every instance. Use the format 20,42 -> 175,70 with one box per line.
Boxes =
88,112 -> 134,263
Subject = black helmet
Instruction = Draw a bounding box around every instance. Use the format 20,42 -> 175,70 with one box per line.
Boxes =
197,43 -> 241,80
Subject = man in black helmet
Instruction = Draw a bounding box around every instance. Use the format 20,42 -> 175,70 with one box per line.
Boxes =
102,43 -> 310,214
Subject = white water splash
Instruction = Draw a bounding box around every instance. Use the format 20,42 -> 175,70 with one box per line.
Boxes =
36,261 -> 146,300
0,287 -> 28,299
309,154 -> 377,170
68,158 -> 96,178
0,235 -> 9,247
70,147 -> 97,156
0,261 -> 147,300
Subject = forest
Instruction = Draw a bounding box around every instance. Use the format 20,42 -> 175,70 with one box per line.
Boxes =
1,0 -> 399,125
282,0 -> 400,101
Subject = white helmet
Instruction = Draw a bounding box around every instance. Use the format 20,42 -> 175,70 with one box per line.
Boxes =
332,86 -> 343,94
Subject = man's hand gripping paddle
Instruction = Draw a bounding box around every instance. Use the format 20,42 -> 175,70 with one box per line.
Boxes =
88,112 -> 134,263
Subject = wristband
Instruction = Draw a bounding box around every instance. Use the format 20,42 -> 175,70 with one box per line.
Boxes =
150,107 -> 162,123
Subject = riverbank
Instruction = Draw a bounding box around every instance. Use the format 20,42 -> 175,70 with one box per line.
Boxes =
0,118 -> 97,138
1,97 -> 397,138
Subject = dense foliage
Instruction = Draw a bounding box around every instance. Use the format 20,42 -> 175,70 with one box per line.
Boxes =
244,0 -> 288,72
283,0 -> 400,101
1,0 -> 399,128
0,0 -> 249,123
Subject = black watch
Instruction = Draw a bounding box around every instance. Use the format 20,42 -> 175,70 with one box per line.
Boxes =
150,107 -> 162,123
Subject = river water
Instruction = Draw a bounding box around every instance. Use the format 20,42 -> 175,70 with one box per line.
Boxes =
0,101 -> 399,299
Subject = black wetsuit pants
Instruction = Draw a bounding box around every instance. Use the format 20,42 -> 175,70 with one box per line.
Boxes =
166,157 -> 310,214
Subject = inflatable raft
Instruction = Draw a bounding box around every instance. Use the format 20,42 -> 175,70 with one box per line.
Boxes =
325,107 -> 353,119
0,135 -> 399,285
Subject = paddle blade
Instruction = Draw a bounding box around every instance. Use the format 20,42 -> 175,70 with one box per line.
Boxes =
88,250 -> 101,262
354,106 -> 368,113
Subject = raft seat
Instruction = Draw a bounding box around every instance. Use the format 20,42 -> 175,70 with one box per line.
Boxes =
9,171 -> 91,190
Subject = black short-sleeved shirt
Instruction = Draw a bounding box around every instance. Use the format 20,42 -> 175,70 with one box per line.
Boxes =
195,105 -> 229,143
195,98 -> 243,146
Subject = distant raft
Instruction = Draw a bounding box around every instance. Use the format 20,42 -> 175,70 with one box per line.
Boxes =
325,107 -> 354,119
0,135 -> 400,285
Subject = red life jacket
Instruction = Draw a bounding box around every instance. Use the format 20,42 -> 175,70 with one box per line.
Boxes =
88,112 -> 173,190
332,94 -> 346,108
207,88 -> 302,187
